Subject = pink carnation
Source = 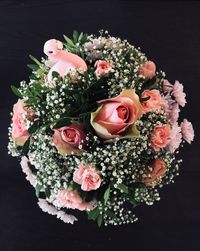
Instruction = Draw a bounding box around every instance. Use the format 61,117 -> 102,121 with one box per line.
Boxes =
181,119 -> 194,144
73,163 -> 102,191
163,79 -> 173,93
150,124 -> 171,151
95,60 -> 112,77
172,80 -> 186,107
167,123 -> 182,153
139,61 -> 156,79
162,95 -> 180,124
141,89 -> 163,113
56,189 -> 93,211
170,103 -> 180,124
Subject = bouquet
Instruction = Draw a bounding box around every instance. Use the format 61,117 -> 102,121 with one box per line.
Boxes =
8,30 -> 194,226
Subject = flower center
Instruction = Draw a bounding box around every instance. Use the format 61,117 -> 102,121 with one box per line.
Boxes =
62,128 -> 77,142
116,106 -> 129,121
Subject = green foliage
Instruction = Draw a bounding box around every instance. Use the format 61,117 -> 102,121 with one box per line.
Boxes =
88,207 -> 100,220
11,85 -> 23,99
53,117 -> 72,129
21,138 -> 30,156
28,120 -> 40,135
63,30 -> 89,58
141,76 -> 158,91
35,183 -> 42,198
117,183 -> 129,194
97,214 -> 103,227
45,186 -> 51,198
29,54 -> 42,66
103,185 -> 110,204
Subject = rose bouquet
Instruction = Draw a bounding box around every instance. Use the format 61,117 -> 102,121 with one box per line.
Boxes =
8,30 -> 194,226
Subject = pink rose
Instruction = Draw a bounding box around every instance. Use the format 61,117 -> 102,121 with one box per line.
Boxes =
141,89 -> 163,113
11,99 -> 30,146
56,189 -> 93,211
144,159 -> 167,185
139,61 -> 156,79
53,124 -> 86,155
95,60 -> 112,77
172,80 -> 186,107
181,119 -> 194,144
91,89 -> 143,139
73,163 -> 102,191
150,124 -> 171,151
167,123 -> 182,153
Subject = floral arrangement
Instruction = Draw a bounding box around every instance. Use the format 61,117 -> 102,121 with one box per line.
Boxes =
8,30 -> 194,226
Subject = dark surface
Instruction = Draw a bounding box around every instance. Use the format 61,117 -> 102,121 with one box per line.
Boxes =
0,1 -> 200,251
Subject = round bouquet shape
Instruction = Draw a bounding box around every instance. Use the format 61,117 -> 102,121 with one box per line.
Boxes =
8,30 -> 194,226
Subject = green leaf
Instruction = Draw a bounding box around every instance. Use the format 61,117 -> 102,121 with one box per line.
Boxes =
53,117 -> 72,129
27,64 -> 39,71
73,30 -> 79,43
63,35 -> 76,47
104,186 -> 110,204
126,193 -> 138,208
29,55 -> 42,66
21,137 -> 30,156
81,33 -> 89,43
106,209 -> 116,219
11,85 -> 23,99
78,32 -> 83,42
117,183 -> 129,194
88,207 -> 100,220
68,182 -> 80,190
141,76 -> 157,90
35,183 -> 42,198
140,96 -> 150,102
45,186 -> 51,198
28,120 -> 40,135
51,71 -> 61,79
97,214 -> 103,227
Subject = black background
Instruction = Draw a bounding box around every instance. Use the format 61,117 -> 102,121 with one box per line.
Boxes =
0,1 -> 200,251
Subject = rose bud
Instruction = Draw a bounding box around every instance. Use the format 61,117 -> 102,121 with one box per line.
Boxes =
53,124 -> 87,155
144,159 -> 167,186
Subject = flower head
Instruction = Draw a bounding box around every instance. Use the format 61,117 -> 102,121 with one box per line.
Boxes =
172,80 -> 186,107
73,163 -> 102,191
181,119 -> 194,144
139,61 -> 156,79
91,89 -> 142,139
150,124 -> 171,151
167,123 -> 182,153
53,124 -> 86,155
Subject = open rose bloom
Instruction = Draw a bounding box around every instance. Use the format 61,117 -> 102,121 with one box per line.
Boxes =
8,31 -> 194,226
91,89 -> 143,139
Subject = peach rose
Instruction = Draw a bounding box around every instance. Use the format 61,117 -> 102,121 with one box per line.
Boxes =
53,124 -> 86,155
11,99 -> 30,146
95,60 -> 112,77
150,124 -> 171,151
73,163 -> 102,191
141,89 -> 163,113
144,159 -> 167,185
91,89 -> 143,139
139,61 -> 156,79
56,189 -> 93,211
